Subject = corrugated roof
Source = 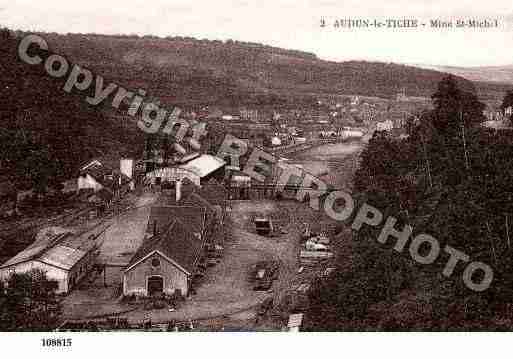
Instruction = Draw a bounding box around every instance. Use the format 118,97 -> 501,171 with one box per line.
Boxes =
0,225 -> 103,270
178,155 -> 226,178
39,245 -> 87,270
1,245 -> 48,268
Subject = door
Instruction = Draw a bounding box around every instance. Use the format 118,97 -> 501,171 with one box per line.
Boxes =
147,276 -> 164,296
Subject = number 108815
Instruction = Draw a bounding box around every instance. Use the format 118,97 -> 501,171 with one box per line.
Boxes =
41,338 -> 72,347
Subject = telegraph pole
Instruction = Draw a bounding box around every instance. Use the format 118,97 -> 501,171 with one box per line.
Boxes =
460,106 -> 470,174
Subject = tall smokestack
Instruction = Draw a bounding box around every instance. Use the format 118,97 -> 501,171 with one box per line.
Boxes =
176,180 -> 182,202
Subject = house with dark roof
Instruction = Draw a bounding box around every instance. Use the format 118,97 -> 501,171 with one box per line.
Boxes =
146,205 -> 207,240
123,219 -> 204,297
123,184 -> 228,298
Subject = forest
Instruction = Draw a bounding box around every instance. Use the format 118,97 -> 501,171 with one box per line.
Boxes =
0,29 -> 144,198
307,76 -> 513,330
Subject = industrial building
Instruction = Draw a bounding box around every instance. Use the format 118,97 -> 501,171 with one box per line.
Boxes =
145,154 -> 226,187
123,182 -> 227,298
78,158 -> 135,199
0,226 -> 106,294
123,218 -> 204,297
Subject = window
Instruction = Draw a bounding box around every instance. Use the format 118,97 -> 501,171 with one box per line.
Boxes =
151,258 -> 160,268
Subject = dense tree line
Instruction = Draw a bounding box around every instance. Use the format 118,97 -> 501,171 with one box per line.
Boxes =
0,29 -> 143,201
307,76 -> 513,330
36,31 -> 481,104
501,90 -> 513,123
0,270 -> 61,331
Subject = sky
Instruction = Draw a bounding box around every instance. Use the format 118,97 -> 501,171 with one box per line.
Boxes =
0,0 -> 512,67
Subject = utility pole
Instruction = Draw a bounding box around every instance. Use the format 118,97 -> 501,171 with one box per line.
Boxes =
420,132 -> 433,189
506,214 -> 511,250
460,107 -> 470,174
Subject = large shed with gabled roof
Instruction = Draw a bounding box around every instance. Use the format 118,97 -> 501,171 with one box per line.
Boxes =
123,219 -> 204,297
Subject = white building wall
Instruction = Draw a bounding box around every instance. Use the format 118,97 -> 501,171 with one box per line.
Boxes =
77,174 -> 103,192
376,120 -> 393,132
123,254 -> 189,297
120,159 -> 134,179
146,167 -> 200,186
341,130 -> 364,139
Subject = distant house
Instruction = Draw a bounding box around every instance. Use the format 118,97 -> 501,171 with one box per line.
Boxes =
226,169 -> 252,200
78,158 -> 135,202
376,120 -> 393,132
270,136 -> 282,146
350,96 -> 360,106
287,127 -> 300,136
482,120 -> 513,131
340,129 -> 364,139
320,130 -> 337,137
396,89 -> 408,102
240,109 -> 259,122
0,227 -> 105,294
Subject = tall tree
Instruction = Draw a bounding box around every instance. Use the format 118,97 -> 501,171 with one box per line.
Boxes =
431,75 -> 484,136
0,28 -> 111,205
501,90 -> 513,123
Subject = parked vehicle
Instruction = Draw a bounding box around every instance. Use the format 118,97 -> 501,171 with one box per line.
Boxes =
254,217 -> 274,236
257,297 -> 274,316
252,261 -> 280,291
305,239 -> 329,251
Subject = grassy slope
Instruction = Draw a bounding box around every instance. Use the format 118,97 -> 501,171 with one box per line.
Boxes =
33,32 -> 488,108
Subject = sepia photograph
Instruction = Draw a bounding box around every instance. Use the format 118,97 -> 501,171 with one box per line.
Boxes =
0,0 -> 512,357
